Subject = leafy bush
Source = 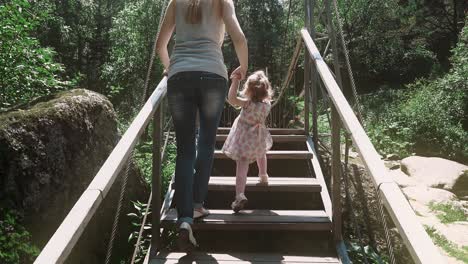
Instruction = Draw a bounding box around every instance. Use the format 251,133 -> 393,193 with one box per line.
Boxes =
0,209 -> 39,263
0,0 -> 72,110
363,22 -> 468,161
337,0 -> 440,82
346,240 -> 388,264
102,0 -> 164,113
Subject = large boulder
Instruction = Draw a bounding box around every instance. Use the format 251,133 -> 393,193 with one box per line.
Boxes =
0,89 -> 148,263
401,156 -> 468,197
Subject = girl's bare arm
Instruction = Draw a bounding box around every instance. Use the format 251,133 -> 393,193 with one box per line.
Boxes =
228,77 -> 248,107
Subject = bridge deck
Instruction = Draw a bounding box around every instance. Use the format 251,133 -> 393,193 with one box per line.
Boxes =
146,128 -> 341,264
149,252 -> 340,264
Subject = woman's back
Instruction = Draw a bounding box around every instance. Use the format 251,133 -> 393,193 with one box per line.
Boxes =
169,0 -> 227,79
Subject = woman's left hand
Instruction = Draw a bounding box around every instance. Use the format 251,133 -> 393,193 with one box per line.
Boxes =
232,66 -> 247,80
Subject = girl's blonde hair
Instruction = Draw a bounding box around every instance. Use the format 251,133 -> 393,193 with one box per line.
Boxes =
241,70 -> 274,103
186,0 -> 223,24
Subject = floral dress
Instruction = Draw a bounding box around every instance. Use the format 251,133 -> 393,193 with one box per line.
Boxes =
222,100 -> 273,163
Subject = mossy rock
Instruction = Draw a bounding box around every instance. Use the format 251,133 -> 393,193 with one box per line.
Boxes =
0,89 -> 148,263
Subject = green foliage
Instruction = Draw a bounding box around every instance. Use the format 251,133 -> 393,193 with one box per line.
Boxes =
363,22 -> 468,161
428,202 -> 467,224
134,138 -> 175,192
345,240 -> 388,264
425,226 -> 468,263
0,0 -> 72,110
224,0 -> 298,87
361,88 -> 414,157
127,200 -> 151,263
0,209 -> 39,264
128,137 -> 176,263
335,0 -> 464,82
102,0 -> 164,114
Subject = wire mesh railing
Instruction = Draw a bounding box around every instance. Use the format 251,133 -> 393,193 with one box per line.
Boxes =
301,28 -> 445,264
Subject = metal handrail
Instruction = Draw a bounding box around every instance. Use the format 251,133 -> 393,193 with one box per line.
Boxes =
301,28 -> 445,264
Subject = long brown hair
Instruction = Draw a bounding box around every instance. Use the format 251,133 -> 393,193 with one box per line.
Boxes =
241,71 -> 274,103
186,0 -> 223,24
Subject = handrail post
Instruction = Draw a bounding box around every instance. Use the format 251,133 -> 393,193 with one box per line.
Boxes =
331,105 -> 342,241
323,0 -> 343,242
309,0 -> 319,146
151,103 -> 163,254
304,0 -> 312,135
304,59 -> 311,135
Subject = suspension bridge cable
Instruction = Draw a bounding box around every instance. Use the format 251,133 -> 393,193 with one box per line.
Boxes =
330,0 -> 364,125
104,0 -> 170,263
330,3 -> 397,262
130,119 -> 172,264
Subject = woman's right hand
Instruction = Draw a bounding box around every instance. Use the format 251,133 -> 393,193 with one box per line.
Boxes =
223,0 -> 248,79
232,66 -> 247,80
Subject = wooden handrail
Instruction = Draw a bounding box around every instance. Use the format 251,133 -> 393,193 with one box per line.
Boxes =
34,77 -> 168,264
301,29 -> 445,264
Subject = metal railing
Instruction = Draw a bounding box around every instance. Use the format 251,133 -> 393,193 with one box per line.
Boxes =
301,28 -> 445,264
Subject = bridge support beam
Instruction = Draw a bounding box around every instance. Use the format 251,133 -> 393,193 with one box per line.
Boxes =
151,102 -> 163,255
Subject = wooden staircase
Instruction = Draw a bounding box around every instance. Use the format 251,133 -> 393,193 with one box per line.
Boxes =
147,128 -> 341,263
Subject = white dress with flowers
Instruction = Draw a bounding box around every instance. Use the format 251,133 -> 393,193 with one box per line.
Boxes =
222,100 -> 273,163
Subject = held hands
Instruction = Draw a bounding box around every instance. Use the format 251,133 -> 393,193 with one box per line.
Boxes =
231,66 -> 247,80
230,71 -> 242,82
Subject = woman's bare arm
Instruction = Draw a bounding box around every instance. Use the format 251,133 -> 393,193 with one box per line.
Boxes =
228,76 -> 248,108
155,0 -> 176,70
223,0 -> 248,79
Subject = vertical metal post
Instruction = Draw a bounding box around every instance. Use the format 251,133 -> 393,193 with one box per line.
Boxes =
309,0 -> 319,145
324,0 -> 343,242
304,0 -> 312,135
151,104 -> 163,254
331,106 -> 342,242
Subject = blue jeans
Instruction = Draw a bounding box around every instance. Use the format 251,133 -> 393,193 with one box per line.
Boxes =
167,71 -> 227,225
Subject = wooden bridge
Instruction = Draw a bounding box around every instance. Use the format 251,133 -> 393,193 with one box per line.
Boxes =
34,1 -> 446,263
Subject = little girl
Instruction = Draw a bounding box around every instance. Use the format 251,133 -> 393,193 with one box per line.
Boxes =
222,70 -> 274,212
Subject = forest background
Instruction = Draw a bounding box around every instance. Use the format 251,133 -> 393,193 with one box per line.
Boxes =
0,0 -> 466,262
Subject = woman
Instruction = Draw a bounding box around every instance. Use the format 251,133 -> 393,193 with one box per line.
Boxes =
156,0 -> 248,251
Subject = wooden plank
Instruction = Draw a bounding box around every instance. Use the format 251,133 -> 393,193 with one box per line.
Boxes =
216,134 -> 307,143
34,190 -> 102,264
35,78 -> 168,263
306,138 -> 332,219
217,127 -> 305,135
301,29 -> 445,264
150,252 -> 340,263
161,209 -> 332,231
208,177 -> 321,193
151,260 -> 338,264
214,150 -> 312,160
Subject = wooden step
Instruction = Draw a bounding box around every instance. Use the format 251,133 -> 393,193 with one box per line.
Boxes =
161,209 -> 332,231
218,127 -> 306,135
208,177 -> 321,193
216,134 -> 307,142
214,150 -> 312,159
149,252 -> 340,263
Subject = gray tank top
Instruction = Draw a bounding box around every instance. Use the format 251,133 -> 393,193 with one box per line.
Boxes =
168,0 -> 228,80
